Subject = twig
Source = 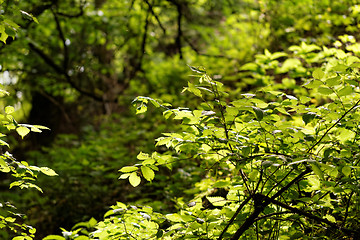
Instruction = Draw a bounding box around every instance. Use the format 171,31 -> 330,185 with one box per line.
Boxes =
28,42 -> 103,102
307,98 -> 360,153
143,0 -> 166,34
217,195 -> 251,240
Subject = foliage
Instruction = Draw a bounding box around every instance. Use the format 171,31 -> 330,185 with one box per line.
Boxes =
0,4 -> 55,239
1,0 -> 360,239
0,90 -> 55,240
50,37 -> 360,239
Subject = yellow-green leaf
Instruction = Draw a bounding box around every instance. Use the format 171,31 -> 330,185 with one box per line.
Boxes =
129,172 -> 141,187
324,214 -> 336,223
16,126 -> 30,139
42,235 -> 66,240
312,68 -> 325,79
119,166 -> 138,173
40,167 -> 58,176
5,106 -> 14,114
141,166 -> 155,181
342,166 -> 351,177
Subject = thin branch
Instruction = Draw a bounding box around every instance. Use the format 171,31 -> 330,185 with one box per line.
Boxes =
143,0 -> 166,34
55,0 -> 85,18
175,2 -> 183,59
217,195 -> 252,240
184,36 -> 237,60
307,98 -> 360,153
342,191 -> 354,228
139,8 -> 150,66
254,211 -> 292,222
230,167 -> 311,240
52,9 -> 69,71
260,193 -> 360,236
28,42 -> 103,102
266,168 -> 294,197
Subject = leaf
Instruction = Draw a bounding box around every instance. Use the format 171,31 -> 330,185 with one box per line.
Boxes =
16,126 -> 30,139
141,166 -> 155,181
248,169 -> 259,181
5,106 -> 14,114
188,65 -> 206,74
74,236 -> 89,240
325,76 -> 341,87
206,196 -> 226,206
12,237 -> 29,240
213,180 -> 230,188
302,112 -> 316,125
317,87 -> 333,95
20,10 -> 39,24
129,172 -> 141,187
42,236 -> 66,240
285,95 -> 298,100
312,68 -> 325,79
119,173 -> 130,179
342,166 -> 351,177
137,152 -> 149,160
119,166 -> 138,173
40,167 -> 58,176
310,163 -> 324,180
187,82 -> 202,97
324,214 -> 336,223
252,106 -> 264,121
337,86 -> 353,96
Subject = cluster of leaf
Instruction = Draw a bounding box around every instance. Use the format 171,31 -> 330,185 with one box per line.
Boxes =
0,6 -> 57,239
0,89 -> 56,240
48,36 -> 360,239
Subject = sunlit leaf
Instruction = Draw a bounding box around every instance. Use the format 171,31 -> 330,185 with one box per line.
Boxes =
129,172 -> 141,187
16,126 -> 30,139
141,166 -> 155,181
40,167 -> 58,176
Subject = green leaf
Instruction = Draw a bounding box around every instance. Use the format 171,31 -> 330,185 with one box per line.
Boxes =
342,166 -> 351,177
141,166 -> 155,181
310,163 -> 324,180
213,180 -> 230,188
16,126 -> 30,139
40,167 -> 58,176
0,158 -> 7,168
312,68 -> 325,79
337,86 -> 353,96
129,172 -> 141,187
325,76 -> 341,87
252,106 -> 263,121
119,166 -> 138,173
302,112 -> 316,125
317,87 -> 333,95
187,82 -> 202,97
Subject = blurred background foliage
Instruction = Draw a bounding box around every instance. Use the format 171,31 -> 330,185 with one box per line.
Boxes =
1,0 -> 360,238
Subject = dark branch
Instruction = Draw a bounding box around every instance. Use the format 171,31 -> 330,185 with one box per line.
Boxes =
28,42 -> 103,102
217,196 -> 251,240
230,167 -> 311,240
52,9 -> 69,71
143,0 -> 166,34
184,36 -> 237,60
259,193 -> 360,237
175,2 -> 183,59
